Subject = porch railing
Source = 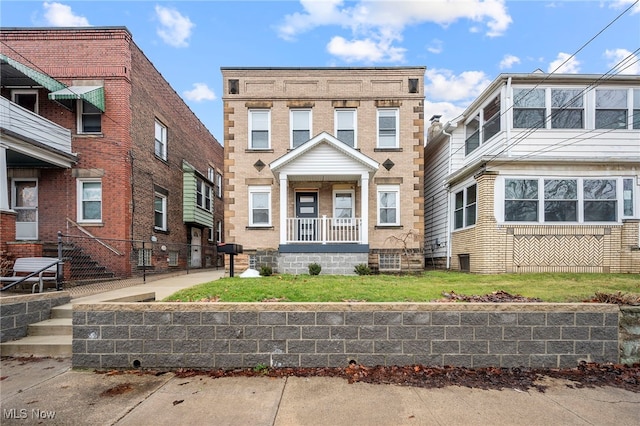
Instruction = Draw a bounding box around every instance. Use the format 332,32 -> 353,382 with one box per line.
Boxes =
285,216 -> 362,244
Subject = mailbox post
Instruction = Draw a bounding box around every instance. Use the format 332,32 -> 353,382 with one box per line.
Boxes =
217,243 -> 243,277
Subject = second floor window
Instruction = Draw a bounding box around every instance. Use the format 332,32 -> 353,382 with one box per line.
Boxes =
79,100 -> 102,133
596,89 -> 627,129
291,109 -> 311,148
377,109 -> 398,148
551,89 -> 584,129
335,109 -> 356,147
249,109 -> 270,149
155,119 -> 167,160
154,193 -> 167,231
12,90 -> 38,113
196,178 -> 213,212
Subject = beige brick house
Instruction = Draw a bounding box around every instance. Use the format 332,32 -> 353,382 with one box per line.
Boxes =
425,72 -> 640,273
221,67 -> 425,274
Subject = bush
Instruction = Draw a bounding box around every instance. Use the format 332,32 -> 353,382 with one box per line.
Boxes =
259,265 -> 273,276
308,263 -> 321,275
354,263 -> 371,275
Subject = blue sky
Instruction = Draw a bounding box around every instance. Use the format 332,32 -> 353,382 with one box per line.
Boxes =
1,1 -> 639,141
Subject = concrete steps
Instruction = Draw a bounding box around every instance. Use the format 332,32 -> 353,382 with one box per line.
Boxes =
1,304 -> 73,357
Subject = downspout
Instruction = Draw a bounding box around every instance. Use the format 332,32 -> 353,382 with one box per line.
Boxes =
443,125 -> 453,270
505,77 -> 512,157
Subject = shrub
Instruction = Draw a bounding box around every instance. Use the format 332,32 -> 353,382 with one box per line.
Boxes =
354,263 -> 371,275
259,265 -> 273,276
308,263 -> 321,275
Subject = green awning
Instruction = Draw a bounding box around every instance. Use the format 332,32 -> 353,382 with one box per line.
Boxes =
48,85 -> 105,112
0,53 -> 66,92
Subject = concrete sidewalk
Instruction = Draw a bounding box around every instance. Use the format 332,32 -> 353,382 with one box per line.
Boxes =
1,356 -> 639,426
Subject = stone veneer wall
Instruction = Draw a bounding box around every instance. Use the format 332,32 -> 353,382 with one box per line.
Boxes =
71,302 -> 624,370
278,253 -> 368,275
1,291 -> 71,342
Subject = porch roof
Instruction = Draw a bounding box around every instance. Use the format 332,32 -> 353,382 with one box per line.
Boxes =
270,132 -> 378,181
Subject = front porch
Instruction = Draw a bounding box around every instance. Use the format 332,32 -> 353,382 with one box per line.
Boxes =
285,217 -> 363,244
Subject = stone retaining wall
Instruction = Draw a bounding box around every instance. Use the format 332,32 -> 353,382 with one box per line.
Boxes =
72,302 -> 623,370
620,306 -> 640,364
1,292 -> 71,342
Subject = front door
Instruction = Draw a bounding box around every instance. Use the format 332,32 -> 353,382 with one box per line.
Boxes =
190,227 -> 202,267
12,179 -> 38,240
296,192 -> 318,241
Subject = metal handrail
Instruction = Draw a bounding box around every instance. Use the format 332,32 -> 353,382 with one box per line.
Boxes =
0,259 -> 61,292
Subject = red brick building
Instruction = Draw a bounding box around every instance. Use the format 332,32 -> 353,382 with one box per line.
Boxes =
1,27 -> 224,281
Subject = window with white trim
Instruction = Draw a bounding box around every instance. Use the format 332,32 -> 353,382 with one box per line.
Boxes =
595,89 -> 627,129
465,115 -> 480,155
633,89 -> 640,129
168,251 -> 179,267
78,100 -> 102,133
291,109 -> 311,148
335,109 -> 356,147
249,109 -> 270,149
77,179 -> 102,222
482,96 -> 500,142
377,109 -> 398,148
454,184 -> 477,229
249,186 -> 271,226
333,190 -> 354,224
11,89 -> 38,113
196,178 -> 213,212
216,220 -> 223,243
216,172 -> 223,198
377,185 -> 399,226
154,193 -> 167,231
155,119 -> 167,160
551,89 -> 584,129
501,177 -> 632,223
513,88 -> 545,129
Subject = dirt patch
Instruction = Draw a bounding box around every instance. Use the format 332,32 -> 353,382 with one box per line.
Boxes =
99,382 -> 134,397
435,290 -> 543,303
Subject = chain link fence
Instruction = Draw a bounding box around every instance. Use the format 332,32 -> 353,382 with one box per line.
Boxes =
55,232 -> 223,290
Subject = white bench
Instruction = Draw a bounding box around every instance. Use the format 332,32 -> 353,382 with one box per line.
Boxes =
0,257 -> 60,293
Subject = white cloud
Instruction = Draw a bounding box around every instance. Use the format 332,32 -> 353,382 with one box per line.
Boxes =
327,36 -> 405,63
547,52 -> 581,74
427,39 -> 443,54
183,83 -> 216,102
499,54 -> 521,70
277,0 -> 512,63
155,5 -> 194,48
604,48 -> 640,75
43,2 -> 90,26
424,100 -> 466,129
425,68 -> 492,102
609,0 -> 640,14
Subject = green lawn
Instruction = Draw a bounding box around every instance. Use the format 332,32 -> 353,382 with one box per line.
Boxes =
163,271 -> 640,303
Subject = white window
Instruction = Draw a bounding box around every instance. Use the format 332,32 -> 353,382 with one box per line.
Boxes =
377,109 -> 398,148
196,178 -> 213,212
291,109 -> 312,148
249,109 -> 270,149
633,89 -> 640,129
595,89 -> 627,129
216,220 -> 223,243
482,96 -> 501,142
216,172 -> 223,198
551,89 -> 583,129
333,190 -> 354,224
154,193 -> 167,231
377,185 -> 399,226
249,186 -> 271,226
379,253 -> 401,271
513,89 -> 545,129
155,119 -> 167,160
465,115 -> 480,155
454,184 -> 477,229
11,89 -> 38,113
335,109 -> 356,147
501,177 -> 630,223
77,179 -> 102,223
208,167 -> 215,181
78,100 -> 102,133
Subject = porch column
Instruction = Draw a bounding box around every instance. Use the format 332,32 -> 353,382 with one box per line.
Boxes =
361,172 -> 369,244
279,173 -> 287,245
0,144 -> 9,210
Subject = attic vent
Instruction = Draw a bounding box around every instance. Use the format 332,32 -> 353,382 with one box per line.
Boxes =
408,78 -> 419,94
254,159 -> 265,172
229,79 -> 239,94
382,159 -> 395,171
